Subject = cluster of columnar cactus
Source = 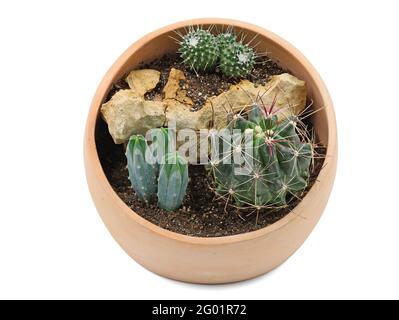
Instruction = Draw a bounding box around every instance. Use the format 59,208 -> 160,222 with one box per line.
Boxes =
178,27 -> 256,78
126,129 -> 188,211
209,100 -> 314,209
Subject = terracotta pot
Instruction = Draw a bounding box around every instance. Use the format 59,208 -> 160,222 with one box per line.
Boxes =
84,18 -> 337,284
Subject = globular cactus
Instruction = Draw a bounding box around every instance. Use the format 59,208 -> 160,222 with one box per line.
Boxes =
216,32 -> 237,50
126,135 -> 158,203
210,101 -> 313,209
126,130 -> 188,211
219,41 -> 255,78
157,152 -> 189,211
178,28 -> 219,72
177,27 -> 258,78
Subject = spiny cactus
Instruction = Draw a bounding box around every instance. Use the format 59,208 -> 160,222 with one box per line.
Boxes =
126,130 -> 188,211
157,152 -> 189,211
178,28 -> 219,72
216,32 -> 237,50
177,27 -> 257,78
126,135 -> 158,203
219,41 -> 255,78
210,100 -> 313,209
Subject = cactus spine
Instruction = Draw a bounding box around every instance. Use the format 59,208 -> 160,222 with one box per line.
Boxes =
126,135 -> 158,203
178,28 -> 219,72
157,152 -> 189,211
216,32 -> 237,50
210,101 -> 313,209
178,27 -> 257,78
219,42 -> 255,78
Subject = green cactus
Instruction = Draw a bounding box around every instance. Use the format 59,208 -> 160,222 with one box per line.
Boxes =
149,127 -> 173,166
178,28 -> 219,72
216,32 -> 237,50
126,135 -> 158,203
219,41 -> 255,78
177,27 -> 258,78
210,102 -> 313,209
157,152 -> 189,211
126,130 -> 188,211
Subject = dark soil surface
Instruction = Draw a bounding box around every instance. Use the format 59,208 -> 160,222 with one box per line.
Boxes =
98,134 -> 326,237
98,53 -> 325,237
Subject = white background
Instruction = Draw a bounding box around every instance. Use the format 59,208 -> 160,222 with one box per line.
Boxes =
0,0 -> 398,300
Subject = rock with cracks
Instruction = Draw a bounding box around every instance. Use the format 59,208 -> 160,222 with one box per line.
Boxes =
101,90 -> 166,144
126,69 -> 161,96
101,69 -> 307,144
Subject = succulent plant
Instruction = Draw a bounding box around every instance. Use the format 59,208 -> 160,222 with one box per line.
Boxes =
219,41 -> 255,78
126,135 -> 158,203
126,130 -> 188,211
177,27 -> 258,78
157,152 -> 189,211
178,28 -> 219,72
149,127 -> 173,166
210,100 -> 314,209
216,32 -> 237,50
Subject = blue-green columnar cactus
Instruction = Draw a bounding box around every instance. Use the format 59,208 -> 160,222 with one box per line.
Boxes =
126,135 -> 158,203
126,131 -> 188,211
178,29 -> 219,72
219,41 -> 255,78
210,102 -> 313,209
149,127 -> 173,166
157,152 -> 189,212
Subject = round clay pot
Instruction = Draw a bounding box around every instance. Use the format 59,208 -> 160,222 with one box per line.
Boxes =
84,18 -> 337,284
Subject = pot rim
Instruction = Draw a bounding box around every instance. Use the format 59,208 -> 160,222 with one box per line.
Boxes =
85,18 -> 336,245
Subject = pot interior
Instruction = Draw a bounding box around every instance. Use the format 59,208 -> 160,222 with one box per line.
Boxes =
95,23 -> 329,151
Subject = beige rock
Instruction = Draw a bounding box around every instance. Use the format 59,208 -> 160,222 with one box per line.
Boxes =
197,73 -> 307,130
101,71 -> 306,144
163,68 -> 193,105
126,69 -> 160,96
165,100 -> 201,130
256,73 -> 307,119
101,90 -> 166,144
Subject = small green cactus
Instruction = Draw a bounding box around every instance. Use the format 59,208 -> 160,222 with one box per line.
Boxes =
178,27 -> 258,78
149,127 -> 173,166
157,152 -> 189,211
126,130 -> 188,211
216,32 -> 237,50
178,29 -> 219,72
219,41 -> 255,78
126,135 -> 158,203
210,101 -> 313,209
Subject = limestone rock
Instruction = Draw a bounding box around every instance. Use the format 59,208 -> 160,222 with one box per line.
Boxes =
196,73 -> 307,130
101,90 -> 166,144
126,69 -> 160,96
163,68 -> 193,105
256,73 -> 307,119
165,100 -> 201,130
101,71 -> 306,145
